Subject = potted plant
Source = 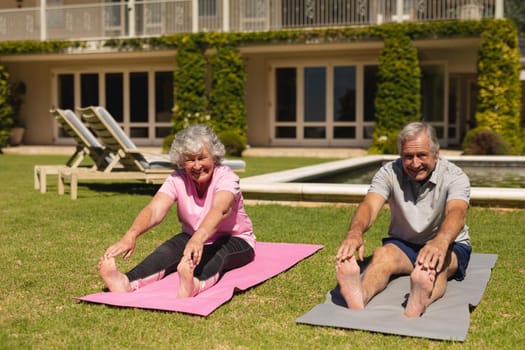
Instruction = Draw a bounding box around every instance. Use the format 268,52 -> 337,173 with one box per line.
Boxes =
8,81 -> 26,146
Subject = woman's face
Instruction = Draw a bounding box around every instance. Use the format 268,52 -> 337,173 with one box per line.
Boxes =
183,145 -> 215,187
400,132 -> 439,182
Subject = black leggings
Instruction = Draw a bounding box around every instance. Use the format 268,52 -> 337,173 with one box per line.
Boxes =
125,233 -> 255,282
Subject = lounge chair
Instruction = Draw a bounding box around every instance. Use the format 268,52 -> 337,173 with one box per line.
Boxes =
57,106 -> 176,199
77,106 -> 175,172
76,105 -> 246,172
58,106 -> 245,199
34,108 -> 114,193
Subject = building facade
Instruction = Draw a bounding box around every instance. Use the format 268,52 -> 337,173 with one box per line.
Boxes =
0,0 -> 518,149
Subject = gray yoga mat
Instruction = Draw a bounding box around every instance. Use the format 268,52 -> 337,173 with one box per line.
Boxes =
296,253 -> 497,341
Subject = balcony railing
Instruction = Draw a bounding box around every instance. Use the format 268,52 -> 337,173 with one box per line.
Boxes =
0,0 -> 504,42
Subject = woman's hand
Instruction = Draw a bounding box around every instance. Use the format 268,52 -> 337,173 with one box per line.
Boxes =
103,234 -> 137,260
183,237 -> 204,266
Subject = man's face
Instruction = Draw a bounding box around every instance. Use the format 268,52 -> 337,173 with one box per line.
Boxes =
400,133 -> 439,181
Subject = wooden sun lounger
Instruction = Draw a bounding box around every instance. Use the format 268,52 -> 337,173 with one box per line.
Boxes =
34,108 -> 115,193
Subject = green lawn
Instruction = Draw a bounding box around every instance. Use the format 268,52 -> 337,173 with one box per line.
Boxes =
0,154 -> 523,349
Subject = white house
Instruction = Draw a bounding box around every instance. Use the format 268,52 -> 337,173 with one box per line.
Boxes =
1,0 -> 520,149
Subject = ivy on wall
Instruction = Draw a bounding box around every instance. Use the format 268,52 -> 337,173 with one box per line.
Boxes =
475,19 -> 523,154
0,66 -> 13,151
172,34 -> 209,132
208,44 -> 246,135
371,26 -> 421,154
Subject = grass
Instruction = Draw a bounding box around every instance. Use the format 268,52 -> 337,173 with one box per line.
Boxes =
0,154 -> 524,349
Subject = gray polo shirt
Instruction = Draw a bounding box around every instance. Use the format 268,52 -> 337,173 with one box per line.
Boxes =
368,157 -> 471,246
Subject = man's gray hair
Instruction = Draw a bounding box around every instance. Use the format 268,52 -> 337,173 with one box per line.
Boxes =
397,122 -> 440,155
169,124 -> 225,167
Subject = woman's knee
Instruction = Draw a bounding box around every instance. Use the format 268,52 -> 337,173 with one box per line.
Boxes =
155,233 -> 189,255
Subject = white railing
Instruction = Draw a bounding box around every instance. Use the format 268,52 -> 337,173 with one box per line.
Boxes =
0,0 -> 504,42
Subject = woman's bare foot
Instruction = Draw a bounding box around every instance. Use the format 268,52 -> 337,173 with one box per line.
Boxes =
176,260 -> 199,298
336,257 -> 365,309
404,264 -> 436,317
98,257 -> 132,292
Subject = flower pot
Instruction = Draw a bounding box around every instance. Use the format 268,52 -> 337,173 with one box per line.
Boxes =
9,127 -> 25,146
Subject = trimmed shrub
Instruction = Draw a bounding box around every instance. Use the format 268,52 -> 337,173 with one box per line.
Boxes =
218,130 -> 246,157
0,66 -> 13,152
162,132 -> 175,154
208,44 -> 247,137
462,127 -> 511,155
368,128 -> 400,155
475,19 -> 523,154
372,27 -> 421,154
172,35 -> 209,133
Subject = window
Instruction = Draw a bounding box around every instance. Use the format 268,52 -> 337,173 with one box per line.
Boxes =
304,67 -> 326,139
421,65 -> 444,123
155,71 -> 174,138
421,64 -> 445,138
58,74 -> 74,110
105,73 -> 124,122
55,69 -> 173,144
333,66 -> 356,122
275,67 -> 297,138
81,73 -> 99,107
273,63 -> 360,145
363,65 -> 379,139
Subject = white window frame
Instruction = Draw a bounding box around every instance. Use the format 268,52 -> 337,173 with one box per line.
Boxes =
269,59 -> 375,147
51,65 -> 173,146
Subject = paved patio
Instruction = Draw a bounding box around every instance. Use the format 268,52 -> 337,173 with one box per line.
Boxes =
3,145 -> 463,158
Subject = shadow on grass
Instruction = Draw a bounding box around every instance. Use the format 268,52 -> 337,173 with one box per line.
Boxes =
83,182 -> 160,197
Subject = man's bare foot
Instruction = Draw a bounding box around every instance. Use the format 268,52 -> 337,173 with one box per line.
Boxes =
176,260 -> 199,298
404,264 -> 436,317
336,257 -> 365,309
98,257 -> 132,292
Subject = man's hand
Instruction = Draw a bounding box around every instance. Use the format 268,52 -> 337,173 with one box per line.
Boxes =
417,236 -> 449,273
336,232 -> 365,264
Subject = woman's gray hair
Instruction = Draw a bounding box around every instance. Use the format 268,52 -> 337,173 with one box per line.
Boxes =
397,122 -> 440,155
169,124 -> 225,167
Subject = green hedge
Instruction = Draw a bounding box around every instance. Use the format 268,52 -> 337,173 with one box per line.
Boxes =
370,26 -> 421,154
0,66 -> 13,151
172,35 -> 209,132
208,44 -> 247,137
476,20 -> 523,154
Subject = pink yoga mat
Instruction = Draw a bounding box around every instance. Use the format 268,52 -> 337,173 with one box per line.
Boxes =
78,242 -> 323,316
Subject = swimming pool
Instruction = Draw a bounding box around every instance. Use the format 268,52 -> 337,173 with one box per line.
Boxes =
240,155 -> 525,207
303,161 -> 525,188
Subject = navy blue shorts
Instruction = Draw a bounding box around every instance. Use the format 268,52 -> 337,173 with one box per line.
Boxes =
382,237 -> 472,281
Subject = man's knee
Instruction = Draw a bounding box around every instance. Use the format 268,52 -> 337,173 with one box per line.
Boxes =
370,244 -> 412,274
444,251 -> 459,279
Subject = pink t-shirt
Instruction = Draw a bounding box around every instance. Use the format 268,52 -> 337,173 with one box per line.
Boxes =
158,165 -> 256,248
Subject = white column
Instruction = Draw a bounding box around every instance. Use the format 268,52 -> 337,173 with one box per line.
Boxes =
128,0 -> 135,37
396,0 -> 404,23
223,0 -> 229,32
40,0 -> 46,41
192,0 -> 199,32
495,0 -> 504,19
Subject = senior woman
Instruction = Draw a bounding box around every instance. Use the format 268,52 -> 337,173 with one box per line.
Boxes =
98,124 -> 255,297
